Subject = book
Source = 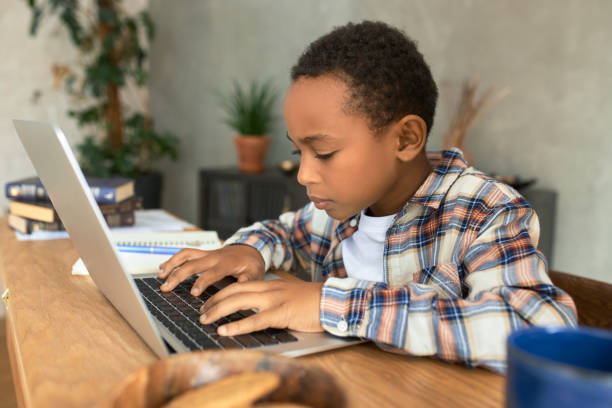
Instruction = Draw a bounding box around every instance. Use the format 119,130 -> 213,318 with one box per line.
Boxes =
72,230 -> 222,275
9,200 -> 57,223
98,196 -> 142,215
8,213 -> 63,234
7,210 -> 135,234
5,176 -> 134,204
8,196 -> 141,223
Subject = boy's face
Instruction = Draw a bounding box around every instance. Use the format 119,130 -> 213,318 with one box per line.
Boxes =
283,75 -> 404,220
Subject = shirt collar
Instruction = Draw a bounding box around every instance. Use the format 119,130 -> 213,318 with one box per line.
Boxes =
335,148 -> 469,238
405,147 -> 468,211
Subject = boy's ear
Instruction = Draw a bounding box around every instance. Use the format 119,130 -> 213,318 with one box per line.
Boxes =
394,114 -> 427,162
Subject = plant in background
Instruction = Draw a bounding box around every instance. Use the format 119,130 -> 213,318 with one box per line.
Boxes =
25,0 -> 179,178
219,79 -> 279,173
441,74 -> 510,165
220,79 -> 278,136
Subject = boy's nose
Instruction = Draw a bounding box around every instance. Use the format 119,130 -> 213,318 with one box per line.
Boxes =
297,159 -> 318,186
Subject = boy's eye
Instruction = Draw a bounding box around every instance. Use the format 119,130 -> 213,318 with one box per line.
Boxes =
315,151 -> 336,160
290,149 -> 336,160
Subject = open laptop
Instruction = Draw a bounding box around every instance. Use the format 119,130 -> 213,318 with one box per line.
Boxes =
12,119 -> 361,358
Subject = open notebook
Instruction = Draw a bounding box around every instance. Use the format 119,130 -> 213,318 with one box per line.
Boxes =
72,230 -> 222,275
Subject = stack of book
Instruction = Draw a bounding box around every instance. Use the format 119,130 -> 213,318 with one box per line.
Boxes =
5,176 -> 142,234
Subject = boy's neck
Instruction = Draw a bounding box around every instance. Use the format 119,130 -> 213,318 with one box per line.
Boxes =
367,150 -> 432,217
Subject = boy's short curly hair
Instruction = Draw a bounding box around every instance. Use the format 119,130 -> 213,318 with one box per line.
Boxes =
291,21 -> 438,136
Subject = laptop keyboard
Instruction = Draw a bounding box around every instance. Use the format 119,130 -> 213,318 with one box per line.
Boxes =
134,275 -> 298,351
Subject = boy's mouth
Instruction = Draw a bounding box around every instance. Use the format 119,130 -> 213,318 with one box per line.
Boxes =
309,195 -> 332,210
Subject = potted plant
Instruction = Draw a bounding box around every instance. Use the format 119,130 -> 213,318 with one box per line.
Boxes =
25,0 -> 179,208
220,79 -> 278,173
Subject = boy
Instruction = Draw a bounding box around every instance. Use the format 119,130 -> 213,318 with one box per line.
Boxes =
159,21 -> 576,372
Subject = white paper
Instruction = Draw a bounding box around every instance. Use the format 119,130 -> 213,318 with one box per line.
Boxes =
72,230 -> 222,276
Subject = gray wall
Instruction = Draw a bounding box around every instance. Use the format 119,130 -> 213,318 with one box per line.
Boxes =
148,0 -> 612,283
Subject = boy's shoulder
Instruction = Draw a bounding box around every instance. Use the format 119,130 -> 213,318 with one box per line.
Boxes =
421,148 -> 527,212
449,166 -> 526,210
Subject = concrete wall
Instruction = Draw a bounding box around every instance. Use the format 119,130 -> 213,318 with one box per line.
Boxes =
1,1 -> 610,284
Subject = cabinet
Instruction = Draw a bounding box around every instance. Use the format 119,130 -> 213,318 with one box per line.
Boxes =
198,167 -> 308,239
520,188 -> 557,264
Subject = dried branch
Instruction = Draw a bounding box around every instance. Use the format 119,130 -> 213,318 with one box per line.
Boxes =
442,75 -> 510,163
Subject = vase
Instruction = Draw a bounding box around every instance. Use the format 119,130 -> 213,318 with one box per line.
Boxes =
233,135 -> 270,173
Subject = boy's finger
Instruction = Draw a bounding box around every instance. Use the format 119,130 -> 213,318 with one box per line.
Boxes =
217,310 -> 278,336
160,260 -> 208,291
158,249 -> 204,278
199,281 -> 277,313
189,269 -> 226,296
200,291 -> 273,325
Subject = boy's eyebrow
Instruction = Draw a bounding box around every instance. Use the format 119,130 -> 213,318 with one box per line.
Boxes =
286,132 -> 331,144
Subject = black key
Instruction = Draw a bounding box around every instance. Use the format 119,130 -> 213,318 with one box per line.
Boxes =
185,311 -> 201,322
233,334 -> 260,348
237,309 -> 255,318
195,337 -> 220,350
158,304 -> 174,312
166,311 -> 182,320
273,332 -> 298,343
214,276 -> 236,289
212,335 -> 242,349
200,324 -> 218,334
264,328 -> 285,335
250,331 -> 279,345
158,315 -> 173,328
167,296 -> 183,305
177,320 -> 195,331
226,313 -> 243,322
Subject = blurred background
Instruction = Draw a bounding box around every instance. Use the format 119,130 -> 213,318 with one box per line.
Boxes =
0,0 -> 610,293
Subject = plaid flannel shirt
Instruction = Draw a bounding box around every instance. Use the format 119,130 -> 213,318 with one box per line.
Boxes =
225,148 -> 577,372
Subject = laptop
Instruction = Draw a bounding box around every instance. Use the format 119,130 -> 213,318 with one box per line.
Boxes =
12,119 -> 361,358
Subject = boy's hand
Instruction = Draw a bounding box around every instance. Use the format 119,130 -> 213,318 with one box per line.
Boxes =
199,280 -> 324,336
158,245 -> 265,296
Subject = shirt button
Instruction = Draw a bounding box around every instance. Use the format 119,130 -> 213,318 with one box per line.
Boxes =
337,320 -> 348,332
349,219 -> 357,227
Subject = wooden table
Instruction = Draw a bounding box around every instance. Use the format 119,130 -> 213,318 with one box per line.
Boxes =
0,221 -> 504,407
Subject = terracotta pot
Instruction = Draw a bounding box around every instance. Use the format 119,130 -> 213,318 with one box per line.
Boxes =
233,135 -> 270,173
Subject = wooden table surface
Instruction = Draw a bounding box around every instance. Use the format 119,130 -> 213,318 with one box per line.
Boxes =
0,220 -> 505,407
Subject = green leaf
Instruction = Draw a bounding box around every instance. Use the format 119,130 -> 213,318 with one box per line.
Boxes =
139,11 -> 155,40
219,78 -> 278,135
69,105 -> 101,126
29,7 -> 42,36
60,6 -> 82,46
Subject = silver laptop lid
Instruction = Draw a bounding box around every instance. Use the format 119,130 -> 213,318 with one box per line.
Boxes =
13,119 -> 168,358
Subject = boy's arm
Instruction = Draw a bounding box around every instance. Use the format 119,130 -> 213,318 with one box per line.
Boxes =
319,201 -> 577,373
223,202 -> 315,273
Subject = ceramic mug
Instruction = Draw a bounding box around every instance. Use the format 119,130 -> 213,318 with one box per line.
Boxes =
506,326 -> 612,408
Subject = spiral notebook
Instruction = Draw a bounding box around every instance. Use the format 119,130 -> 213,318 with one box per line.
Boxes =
72,230 -> 222,276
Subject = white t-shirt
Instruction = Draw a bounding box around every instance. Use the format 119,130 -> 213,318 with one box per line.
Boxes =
342,210 -> 397,283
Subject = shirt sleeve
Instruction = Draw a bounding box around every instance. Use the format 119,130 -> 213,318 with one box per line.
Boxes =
223,202 -> 315,273
319,201 -> 578,373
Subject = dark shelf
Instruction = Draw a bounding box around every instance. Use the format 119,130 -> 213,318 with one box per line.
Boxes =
199,167 -> 308,239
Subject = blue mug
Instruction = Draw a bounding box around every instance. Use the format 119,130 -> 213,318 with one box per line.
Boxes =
506,326 -> 612,408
